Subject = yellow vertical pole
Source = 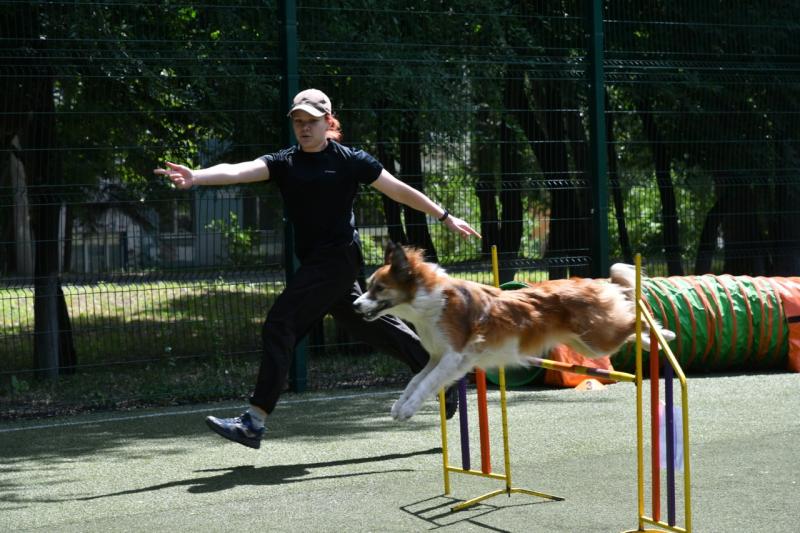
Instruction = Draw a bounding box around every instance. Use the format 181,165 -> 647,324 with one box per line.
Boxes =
490,246 -> 512,492
682,386 -> 692,532
498,366 -> 512,493
439,389 -> 450,495
491,245 -> 501,289
634,254 -> 646,530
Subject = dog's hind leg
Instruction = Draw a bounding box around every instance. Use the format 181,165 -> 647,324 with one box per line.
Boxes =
391,358 -> 438,419
393,351 -> 473,421
635,325 -> 676,349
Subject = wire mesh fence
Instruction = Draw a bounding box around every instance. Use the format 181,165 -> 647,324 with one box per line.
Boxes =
2,0 -> 799,418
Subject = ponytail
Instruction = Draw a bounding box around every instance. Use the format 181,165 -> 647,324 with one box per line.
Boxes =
325,114 -> 343,142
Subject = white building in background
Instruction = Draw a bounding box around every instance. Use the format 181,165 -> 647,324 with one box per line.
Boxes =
67,185 -> 283,274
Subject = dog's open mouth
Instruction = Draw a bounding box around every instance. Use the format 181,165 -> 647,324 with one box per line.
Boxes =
357,300 -> 392,321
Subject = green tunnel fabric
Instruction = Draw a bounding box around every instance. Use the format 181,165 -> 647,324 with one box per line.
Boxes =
614,275 -> 789,373
484,274 -> 798,384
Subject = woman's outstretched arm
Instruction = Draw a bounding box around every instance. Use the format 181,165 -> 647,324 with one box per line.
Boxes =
154,159 -> 269,189
370,169 -> 481,239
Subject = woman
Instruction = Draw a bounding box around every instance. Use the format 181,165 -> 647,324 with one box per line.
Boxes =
155,88 -> 481,449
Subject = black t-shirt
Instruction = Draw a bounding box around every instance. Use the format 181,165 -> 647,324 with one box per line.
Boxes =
259,140 -> 383,260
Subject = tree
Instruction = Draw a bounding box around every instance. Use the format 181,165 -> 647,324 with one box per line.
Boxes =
606,0 -> 800,275
2,4 -> 76,376
2,2 -> 283,375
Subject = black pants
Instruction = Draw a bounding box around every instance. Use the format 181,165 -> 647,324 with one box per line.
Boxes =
250,241 -> 430,413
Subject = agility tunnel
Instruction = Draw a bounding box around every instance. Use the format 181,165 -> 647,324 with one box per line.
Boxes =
614,274 -> 800,374
488,274 -> 800,388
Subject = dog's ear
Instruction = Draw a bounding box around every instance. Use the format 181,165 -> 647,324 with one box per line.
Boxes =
384,241 -> 397,265
388,243 -> 413,284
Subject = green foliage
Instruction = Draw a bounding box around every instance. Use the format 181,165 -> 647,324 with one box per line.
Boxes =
9,375 -> 29,395
12,2 -> 281,195
10,0 -> 796,276
205,212 -> 260,267
358,232 -> 385,266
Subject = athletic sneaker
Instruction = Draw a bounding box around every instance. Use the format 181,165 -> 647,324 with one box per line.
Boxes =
205,412 -> 264,449
444,384 -> 458,420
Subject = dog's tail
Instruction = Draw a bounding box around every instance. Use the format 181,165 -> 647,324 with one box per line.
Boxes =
610,263 -> 677,348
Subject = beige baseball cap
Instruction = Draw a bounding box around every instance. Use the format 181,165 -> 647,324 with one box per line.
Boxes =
287,89 -> 332,117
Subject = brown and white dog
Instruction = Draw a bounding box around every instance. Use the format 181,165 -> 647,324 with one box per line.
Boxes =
353,243 -> 675,421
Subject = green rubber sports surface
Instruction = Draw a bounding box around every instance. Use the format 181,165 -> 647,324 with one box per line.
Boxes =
1,373 -> 798,532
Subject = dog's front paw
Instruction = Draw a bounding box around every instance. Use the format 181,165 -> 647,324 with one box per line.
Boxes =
391,399 -> 402,419
394,399 -> 421,421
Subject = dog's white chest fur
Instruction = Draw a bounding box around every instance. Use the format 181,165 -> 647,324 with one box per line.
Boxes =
387,286 -> 451,358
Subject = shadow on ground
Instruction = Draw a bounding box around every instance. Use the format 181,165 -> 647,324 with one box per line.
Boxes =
401,494 -> 562,532
0,393 -> 428,460
0,447 -> 441,506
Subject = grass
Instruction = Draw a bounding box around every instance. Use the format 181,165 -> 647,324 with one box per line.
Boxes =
1,353 -> 259,420
2,373 -> 798,532
0,268 -> 551,372
0,348 -> 414,421
0,274 -> 414,422
1,277 -> 283,371
0,267 -> 548,420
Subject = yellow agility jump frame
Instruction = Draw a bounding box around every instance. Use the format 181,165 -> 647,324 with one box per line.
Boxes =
436,245 -> 564,512
625,254 -> 693,533
436,250 -> 692,533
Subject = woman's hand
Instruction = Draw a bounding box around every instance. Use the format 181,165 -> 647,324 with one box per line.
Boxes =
444,214 -> 482,239
154,162 -> 194,189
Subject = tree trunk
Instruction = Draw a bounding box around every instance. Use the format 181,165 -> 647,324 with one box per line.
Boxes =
718,179 -> 766,275
474,104 -> 499,258
694,199 -> 721,274
399,115 -> 437,262
15,29 -> 77,377
520,81 -> 588,279
491,69 -> 526,282
605,92 -> 633,264
563,86 -> 593,273
376,101 -> 407,246
498,116 -> 522,284
637,97 -> 684,276
701,100 -> 767,275
769,136 -> 800,275
10,141 -> 35,277
62,204 -> 74,275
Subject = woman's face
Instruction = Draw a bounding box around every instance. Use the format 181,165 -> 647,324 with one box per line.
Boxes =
291,110 -> 329,152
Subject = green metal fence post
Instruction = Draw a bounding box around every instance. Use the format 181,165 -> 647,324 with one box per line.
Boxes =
279,0 -> 307,392
586,0 -> 609,277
